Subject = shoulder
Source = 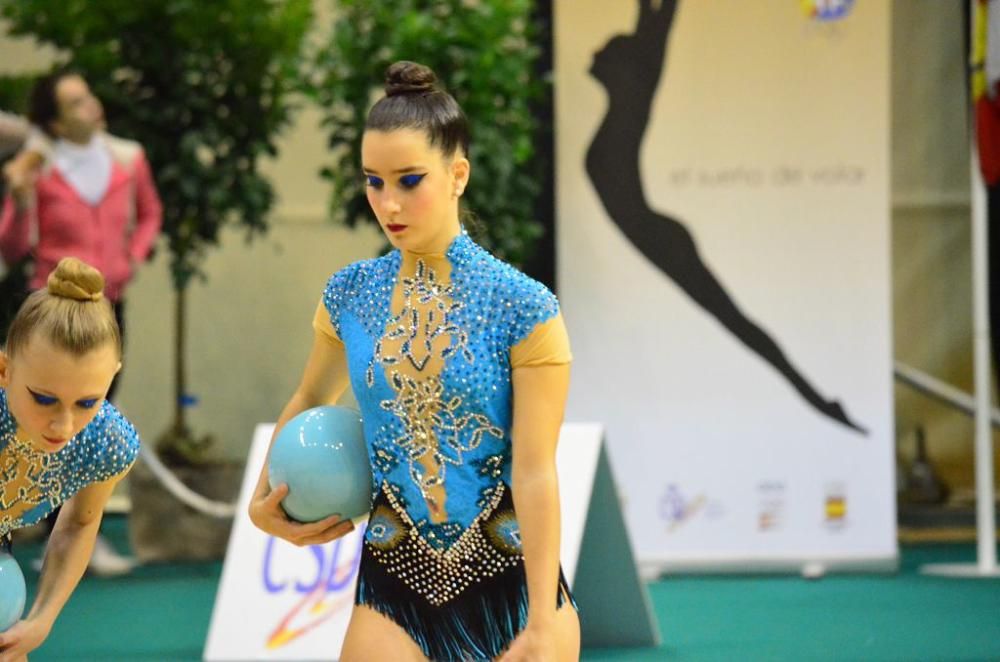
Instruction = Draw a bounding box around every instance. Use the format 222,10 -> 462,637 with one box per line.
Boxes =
102,133 -> 145,167
320,253 -> 396,335
77,401 -> 141,480
497,258 -> 558,313
455,239 -> 561,344
503,268 -> 561,346
322,253 -> 395,307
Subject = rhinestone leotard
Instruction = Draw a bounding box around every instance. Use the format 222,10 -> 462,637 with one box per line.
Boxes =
0,390 -> 139,539
313,231 -> 574,660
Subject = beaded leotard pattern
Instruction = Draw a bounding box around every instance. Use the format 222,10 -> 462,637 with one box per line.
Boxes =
0,389 -> 139,538
318,232 -> 573,660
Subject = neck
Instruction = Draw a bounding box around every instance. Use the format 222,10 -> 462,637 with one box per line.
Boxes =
407,218 -> 462,257
58,131 -> 96,147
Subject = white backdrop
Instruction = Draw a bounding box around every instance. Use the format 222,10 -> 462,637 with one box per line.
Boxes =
555,0 -> 896,570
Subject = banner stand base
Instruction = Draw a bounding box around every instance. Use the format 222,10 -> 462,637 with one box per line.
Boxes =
640,555 -> 899,577
920,562 -> 1000,578
561,426 -> 661,649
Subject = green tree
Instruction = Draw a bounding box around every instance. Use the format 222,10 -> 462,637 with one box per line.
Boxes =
308,0 -> 546,265
0,0 -> 312,462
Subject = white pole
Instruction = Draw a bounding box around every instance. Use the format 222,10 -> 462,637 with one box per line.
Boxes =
970,141 -> 998,573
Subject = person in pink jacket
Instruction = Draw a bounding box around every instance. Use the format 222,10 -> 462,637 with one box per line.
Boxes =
0,71 -> 162,313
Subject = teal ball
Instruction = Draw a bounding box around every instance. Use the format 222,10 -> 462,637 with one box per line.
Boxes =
268,406 -> 373,523
0,551 -> 25,632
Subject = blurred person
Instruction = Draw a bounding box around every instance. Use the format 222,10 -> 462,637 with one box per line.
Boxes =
1,70 -> 162,339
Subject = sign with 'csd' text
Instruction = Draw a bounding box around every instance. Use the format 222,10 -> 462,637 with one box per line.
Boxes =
204,424 -> 363,660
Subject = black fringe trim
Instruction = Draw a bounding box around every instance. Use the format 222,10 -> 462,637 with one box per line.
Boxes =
355,488 -> 576,661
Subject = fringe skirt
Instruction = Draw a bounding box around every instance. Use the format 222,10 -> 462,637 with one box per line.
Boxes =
355,482 -> 576,661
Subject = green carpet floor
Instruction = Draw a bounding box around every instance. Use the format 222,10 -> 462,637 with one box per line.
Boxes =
9,517 -> 1000,661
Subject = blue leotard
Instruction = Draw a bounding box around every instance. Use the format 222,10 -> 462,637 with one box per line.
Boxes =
315,231 -> 575,660
0,389 -> 139,539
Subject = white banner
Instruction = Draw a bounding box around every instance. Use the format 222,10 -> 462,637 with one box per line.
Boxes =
555,0 -> 896,570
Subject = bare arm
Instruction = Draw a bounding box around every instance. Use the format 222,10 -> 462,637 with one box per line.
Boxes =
508,363 -> 570,647
247,331 -> 356,546
3,130 -> 48,210
0,145 -> 44,267
0,476 -> 121,660
0,111 -> 29,156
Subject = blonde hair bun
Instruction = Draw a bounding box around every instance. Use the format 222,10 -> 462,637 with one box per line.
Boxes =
47,257 -> 105,302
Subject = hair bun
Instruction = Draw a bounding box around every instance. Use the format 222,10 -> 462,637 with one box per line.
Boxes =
47,257 -> 105,302
384,61 -> 438,97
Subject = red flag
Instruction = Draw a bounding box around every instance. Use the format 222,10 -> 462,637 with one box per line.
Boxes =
974,0 -> 1000,185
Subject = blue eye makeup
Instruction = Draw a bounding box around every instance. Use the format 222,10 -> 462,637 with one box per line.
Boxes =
366,175 -> 384,189
28,389 -> 57,406
400,173 -> 426,189
26,388 -> 101,409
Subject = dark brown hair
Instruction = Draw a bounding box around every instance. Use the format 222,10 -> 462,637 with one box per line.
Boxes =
28,68 -> 81,138
366,61 -> 470,158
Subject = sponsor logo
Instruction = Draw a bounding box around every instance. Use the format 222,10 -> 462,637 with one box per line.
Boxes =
757,481 -> 786,532
801,0 -> 855,22
261,527 -> 365,649
659,483 -> 722,532
824,482 -> 848,530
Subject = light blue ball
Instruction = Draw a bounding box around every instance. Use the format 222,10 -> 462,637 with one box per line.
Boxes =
268,406 -> 373,523
0,552 -> 25,632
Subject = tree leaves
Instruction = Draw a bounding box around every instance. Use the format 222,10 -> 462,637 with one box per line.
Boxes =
304,0 -> 546,266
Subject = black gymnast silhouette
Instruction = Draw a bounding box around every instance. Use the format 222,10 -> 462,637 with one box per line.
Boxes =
586,0 -> 866,434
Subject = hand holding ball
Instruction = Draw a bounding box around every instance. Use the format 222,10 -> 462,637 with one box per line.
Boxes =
268,406 -> 373,524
